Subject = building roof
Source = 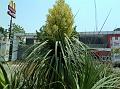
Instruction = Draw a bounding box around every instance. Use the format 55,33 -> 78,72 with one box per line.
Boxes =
4,30 -> 120,37
79,31 -> 120,36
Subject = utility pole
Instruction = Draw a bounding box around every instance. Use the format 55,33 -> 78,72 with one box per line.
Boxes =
7,0 -> 16,61
8,16 -> 13,61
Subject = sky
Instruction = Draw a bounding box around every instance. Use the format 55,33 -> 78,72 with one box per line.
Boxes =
0,0 -> 120,33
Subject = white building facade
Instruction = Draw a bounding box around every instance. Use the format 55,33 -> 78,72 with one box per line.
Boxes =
0,33 -> 36,61
1,31 -> 120,61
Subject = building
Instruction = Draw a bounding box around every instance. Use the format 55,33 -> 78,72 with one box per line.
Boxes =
0,33 -> 36,61
1,30 -> 120,62
80,31 -> 120,62
0,33 -> 10,61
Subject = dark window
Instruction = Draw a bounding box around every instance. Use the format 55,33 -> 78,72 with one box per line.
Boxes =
79,36 -> 103,44
79,35 -> 108,48
26,38 -> 34,45
115,37 -> 118,40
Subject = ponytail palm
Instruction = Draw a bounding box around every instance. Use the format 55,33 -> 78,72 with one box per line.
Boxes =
20,35 -> 86,89
0,63 -> 10,89
18,35 -> 120,89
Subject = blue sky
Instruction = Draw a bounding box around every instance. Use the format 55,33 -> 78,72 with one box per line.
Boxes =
0,0 -> 120,33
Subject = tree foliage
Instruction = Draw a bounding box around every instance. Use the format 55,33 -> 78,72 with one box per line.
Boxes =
12,23 -> 25,34
0,27 -> 4,34
36,26 -> 46,41
0,27 -> 7,37
0,24 -> 25,38
114,28 -> 120,31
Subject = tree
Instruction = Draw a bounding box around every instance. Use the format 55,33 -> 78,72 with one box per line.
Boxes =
0,27 -> 4,34
114,28 -> 120,31
0,27 -> 7,38
36,25 -> 46,41
0,24 -> 25,38
12,23 -> 25,34
11,23 -> 25,43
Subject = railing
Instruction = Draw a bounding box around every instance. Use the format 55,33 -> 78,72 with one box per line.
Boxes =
87,44 -> 107,48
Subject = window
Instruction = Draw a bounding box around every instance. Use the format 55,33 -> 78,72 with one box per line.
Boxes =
115,37 -> 118,40
26,38 -> 34,45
